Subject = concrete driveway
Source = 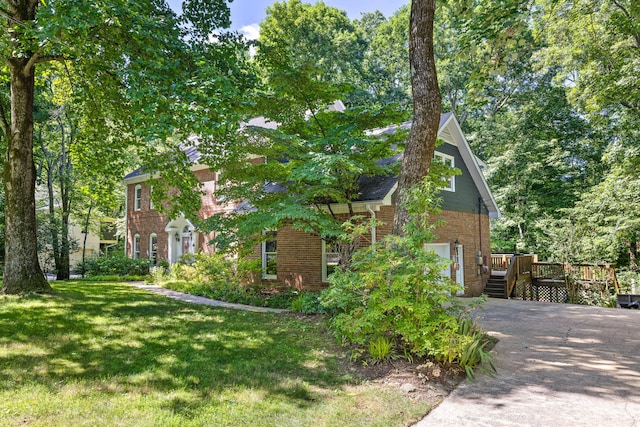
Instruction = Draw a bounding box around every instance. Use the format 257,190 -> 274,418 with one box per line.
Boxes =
418,299 -> 640,427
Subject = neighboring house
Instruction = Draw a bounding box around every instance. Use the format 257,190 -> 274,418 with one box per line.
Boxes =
35,188 -> 121,273
124,113 -> 500,296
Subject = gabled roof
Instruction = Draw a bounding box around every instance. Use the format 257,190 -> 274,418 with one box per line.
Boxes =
362,113 -> 500,218
124,112 -> 499,218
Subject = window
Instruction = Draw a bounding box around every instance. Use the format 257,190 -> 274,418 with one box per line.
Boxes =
149,233 -> 158,266
434,151 -> 455,192
133,234 -> 141,259
322,239 -> 341,282
134,184 -> 142,211
149,186 -> 154,210
262,231 -> 277,279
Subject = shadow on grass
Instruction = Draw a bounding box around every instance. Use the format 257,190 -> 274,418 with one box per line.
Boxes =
0,282 -> 348,413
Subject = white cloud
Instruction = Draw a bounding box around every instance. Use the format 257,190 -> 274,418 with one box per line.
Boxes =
240,23 -> 260,41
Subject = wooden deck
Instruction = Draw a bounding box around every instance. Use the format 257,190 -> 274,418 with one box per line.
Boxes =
484,255 -> 619,305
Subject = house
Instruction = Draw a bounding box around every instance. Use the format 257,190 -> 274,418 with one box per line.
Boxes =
124,112 -> 500,296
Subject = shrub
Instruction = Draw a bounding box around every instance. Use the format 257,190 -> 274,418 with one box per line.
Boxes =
80,253 -> 151,277
320,177 -> 495,378
290,292 -> 324,314
152,253 -> 296,309
616,269 -> 640,294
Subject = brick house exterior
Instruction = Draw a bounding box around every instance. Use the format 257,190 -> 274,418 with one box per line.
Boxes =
124,113 -> 499,296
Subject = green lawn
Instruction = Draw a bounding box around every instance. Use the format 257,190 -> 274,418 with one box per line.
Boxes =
0,282 -> 429,426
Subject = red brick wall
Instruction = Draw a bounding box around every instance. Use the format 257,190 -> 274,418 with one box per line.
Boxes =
126,169 -> 229,261
126,182 -> 170,260
430,210 -> 491,297
127,167 -> 491,295
254,206 -> 491,296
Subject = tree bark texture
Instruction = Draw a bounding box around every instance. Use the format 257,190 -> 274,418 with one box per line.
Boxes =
392,0 -> 441,236
2,1 -> 51,293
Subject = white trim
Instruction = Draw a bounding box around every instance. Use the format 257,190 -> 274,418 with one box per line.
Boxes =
356,113 -> 501,218
149,233 -> 158,266
442,114 -> 501,218
455,244 -> 465,295
123,164 -> 213,185
434,151 -> 456,192
133,234 -> 141,259
262,231 -> 277,279
164,218 -> 196,264
322,240 -> 340,282
134,184 -> 142,211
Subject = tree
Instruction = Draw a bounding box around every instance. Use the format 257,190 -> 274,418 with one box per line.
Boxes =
0,0 -> 253,293
392,0 -> 441,235
354,7 -> 412,110
529,0 -> 640,264
204,0 -> 405,262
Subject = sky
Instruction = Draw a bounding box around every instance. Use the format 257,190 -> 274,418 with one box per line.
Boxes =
167,0 -> 408,39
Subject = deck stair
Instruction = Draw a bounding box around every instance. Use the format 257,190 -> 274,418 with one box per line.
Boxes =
484,273 -> 507,298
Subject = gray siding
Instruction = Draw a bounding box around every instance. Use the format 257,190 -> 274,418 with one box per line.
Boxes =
436,143 -> 489,215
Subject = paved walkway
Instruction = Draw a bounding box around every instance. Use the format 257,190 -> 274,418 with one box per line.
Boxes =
127,282 -> 289,314
418,299 -> 640,426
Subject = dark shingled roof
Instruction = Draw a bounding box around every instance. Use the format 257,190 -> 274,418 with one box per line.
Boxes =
125,114 -> 455,205
124,137 -> 201,180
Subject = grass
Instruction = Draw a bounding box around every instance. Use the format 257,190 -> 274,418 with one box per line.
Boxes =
0,281 -> 430,426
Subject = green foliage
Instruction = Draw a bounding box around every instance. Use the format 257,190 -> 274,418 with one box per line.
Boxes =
320,177 -> 494,378
152,253 -> 298,309
615,269 -> 640,294
202,0 -> 408,256
80,253 -> 151,277
455,317 -> 497,380
290,292 -> 324,314
368,336 -> 397,364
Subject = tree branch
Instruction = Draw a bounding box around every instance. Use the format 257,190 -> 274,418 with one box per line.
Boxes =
23,49 -> 43,76
611,0 -> 640,48
0,6 -> 23,25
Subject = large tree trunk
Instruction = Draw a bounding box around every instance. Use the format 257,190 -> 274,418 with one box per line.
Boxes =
2,57 -> 50,293
392,0 -> 441,235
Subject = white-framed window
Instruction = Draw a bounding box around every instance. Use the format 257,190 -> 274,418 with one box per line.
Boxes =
133,234 -> 141,259
134,184 -> 142,211
149,233 -> 158,266
322,239 -> 341,282
149,186 -> 154,210
434,151 -> 455,192
262,231 -> 277,279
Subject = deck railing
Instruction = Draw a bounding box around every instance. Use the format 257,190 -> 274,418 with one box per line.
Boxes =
515,262 -> 619,304
491,254 -> 512,271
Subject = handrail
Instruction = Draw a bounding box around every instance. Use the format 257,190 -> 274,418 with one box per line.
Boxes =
504,257 -> 517,298
505,255 -> 535,298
